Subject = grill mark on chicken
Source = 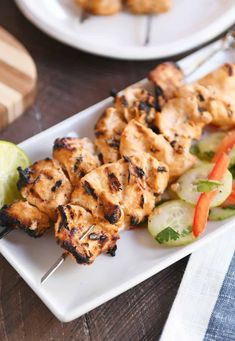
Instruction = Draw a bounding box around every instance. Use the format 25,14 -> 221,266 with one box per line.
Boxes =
140,194 -> 145,208
57,205 -> 69,232
127,169 -> 131,184
107,245 -> 117,257
108,172 -> 122,192
61,241 -> 90,264
225,63 -> 233,76
120,95 -> 128,107
106,137 -> 120,149
66,204 -> 75,220
124,156 -> 145,179
51,180 -> 62,192
170,140 -> 177,148
54,137 -> 76,151
95,131 -> 106,137
99,235 -> 108,244
17,167 -> 31,190
83,181 -> 98,200
130,216 -> 139,226
157,166 -> 168,173
29,187 -> 44,201
198,93 -> 205,102
98,153 -> 104,164
73,156 -> 83,172
154,85 -> 164,111
134,166 -> 145,178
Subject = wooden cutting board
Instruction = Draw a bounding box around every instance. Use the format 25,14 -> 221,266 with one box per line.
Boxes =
0,26 -> 37,131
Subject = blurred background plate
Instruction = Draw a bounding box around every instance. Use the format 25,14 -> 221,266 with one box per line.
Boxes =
15,0 -> 235,60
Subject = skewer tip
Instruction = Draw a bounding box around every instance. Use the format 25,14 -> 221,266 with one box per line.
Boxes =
41,253 -> 68,284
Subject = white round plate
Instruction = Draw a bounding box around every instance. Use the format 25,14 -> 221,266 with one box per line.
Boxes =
16,0 -> 235,60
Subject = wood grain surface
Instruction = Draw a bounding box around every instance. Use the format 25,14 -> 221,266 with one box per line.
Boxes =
0,26 -> 37,130
0,1 -> 230,340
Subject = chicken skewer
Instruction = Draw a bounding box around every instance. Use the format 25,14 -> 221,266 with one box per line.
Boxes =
41,153 -> 169,283
0,137 -> 99,238
3,32 -> 235,281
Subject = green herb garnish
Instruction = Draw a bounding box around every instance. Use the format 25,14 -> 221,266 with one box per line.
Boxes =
202,151 -> 215,161
156,227 -> 180,244
190,144 -> 200,156
194,179 -> 223,193
181,226 -> 192,237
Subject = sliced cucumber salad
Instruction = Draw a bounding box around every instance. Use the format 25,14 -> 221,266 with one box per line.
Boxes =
195,132 -> 225,160
209,207 -> 235,221
174,163 -> 232,207
193,132 -> 235,168
148,200 -> 195,246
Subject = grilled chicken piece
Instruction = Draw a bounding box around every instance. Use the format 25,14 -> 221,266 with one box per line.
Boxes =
127,0 -> 172,13
55,204 -> 119,264
120,119 -> 195,179
0,201 -> 51,237
95,107 -> 126,163
17,158 -> 72,220
71,153 -> 169,228
148,62 -> 184,110
115,87 -> 157,127
197,63 -> 235,128
155,92 -> 212,142
95,88 -> 159,164
53,137 -> 100,186
76,0 -> 122,15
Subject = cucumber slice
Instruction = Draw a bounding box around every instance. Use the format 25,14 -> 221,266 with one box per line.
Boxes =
148,200 -> 195,246
175,163 -> 232,207
197,132 -> 225,161
196,132 -> 235,168
209,207 -> 235,221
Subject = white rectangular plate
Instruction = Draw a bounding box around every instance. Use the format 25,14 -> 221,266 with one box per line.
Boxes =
1,41 -> 235,322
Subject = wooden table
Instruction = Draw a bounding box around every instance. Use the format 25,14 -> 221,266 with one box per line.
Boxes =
0,1 -> 229,340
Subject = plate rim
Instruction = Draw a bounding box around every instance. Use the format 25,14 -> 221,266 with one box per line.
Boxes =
15,0 -> 235,60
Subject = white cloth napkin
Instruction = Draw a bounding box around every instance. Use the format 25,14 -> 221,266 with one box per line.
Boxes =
160,231 -> 235,341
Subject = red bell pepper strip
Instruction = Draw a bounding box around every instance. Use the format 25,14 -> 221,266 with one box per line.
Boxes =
193,153 -> 230,237
222,181 -> 235,207
213,130 -> 235,163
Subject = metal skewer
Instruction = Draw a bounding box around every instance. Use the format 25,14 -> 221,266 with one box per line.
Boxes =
184,28 -> 235,79
0,226 -> 12,239
144,15 -> 153,46
79,8 -> 90,23
41,224 -> 95,284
